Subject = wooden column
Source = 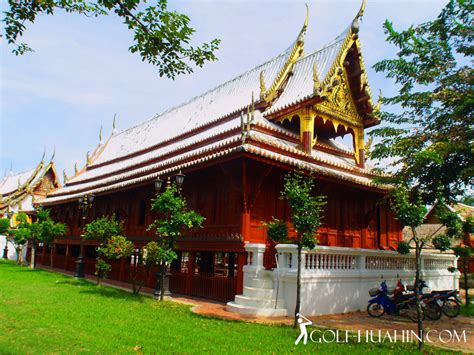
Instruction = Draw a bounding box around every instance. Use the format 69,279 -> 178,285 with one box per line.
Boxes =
300,108 -> 316,155
185,252 -> 196,295
353,127 -> 365,168
64,245 -> 70,270
236,252 -> 246,294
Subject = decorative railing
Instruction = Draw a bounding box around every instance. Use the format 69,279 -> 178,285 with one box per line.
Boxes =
274,244 -> 457,273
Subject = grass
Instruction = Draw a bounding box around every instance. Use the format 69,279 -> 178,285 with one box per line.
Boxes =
0,260 -> 453,354
460,304 -> 474,317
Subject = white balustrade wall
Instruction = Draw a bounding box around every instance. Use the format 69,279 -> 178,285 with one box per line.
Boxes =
254,244 -> 459,316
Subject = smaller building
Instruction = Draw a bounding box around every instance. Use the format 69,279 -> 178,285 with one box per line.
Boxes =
0,156 -> 60,260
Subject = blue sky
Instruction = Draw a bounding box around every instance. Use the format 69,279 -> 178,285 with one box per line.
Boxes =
0,0 -> 446,180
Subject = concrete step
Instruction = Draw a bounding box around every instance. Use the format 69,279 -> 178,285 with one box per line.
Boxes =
234,294 -> 285,309
243,286 -> 275,298
226,301 -> 288,317
249,278 -> 274,289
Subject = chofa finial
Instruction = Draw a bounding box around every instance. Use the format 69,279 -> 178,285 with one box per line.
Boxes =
351,0 -> 366,34
112,113 -> 117,135
50,147 -> 56,162
99,125 -> 103,145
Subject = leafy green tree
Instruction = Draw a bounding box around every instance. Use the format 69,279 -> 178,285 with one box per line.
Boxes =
148,182 -> 204,300
265,172 -> 326,327
392,186 -> 428,351
84,215 -> 123,243
84,215 -> 123,284
3,0 -> 220,79
96,235 -> 134,286
8,213 -> 30,265
370,0 -> 473,204
129,241 -> 164,294
438,210 -> 474,307
0,218 -> 9,235
26,208 -> 66,269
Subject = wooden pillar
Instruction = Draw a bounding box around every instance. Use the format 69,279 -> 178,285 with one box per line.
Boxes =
353,127 -> 365,168
50,243 -> 55,268
185,252 -> 196,295
65,245 -> 70,270
300,108 -> 316,155
119,257 -> 125,282
41,245 -> 46,265
236,252 -> 246,294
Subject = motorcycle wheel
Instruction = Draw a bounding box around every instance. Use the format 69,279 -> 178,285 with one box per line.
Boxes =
367,303 -> 385,317
401,303 -> 425,322
425,301 -> 442,320
442,299 -> 460,318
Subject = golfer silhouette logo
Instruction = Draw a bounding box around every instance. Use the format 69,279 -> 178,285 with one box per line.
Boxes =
295,313 -> 312,345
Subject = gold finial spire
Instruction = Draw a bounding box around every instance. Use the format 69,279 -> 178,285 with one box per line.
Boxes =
351,0 -> 366,34
297,3 -> 309,43
112,113 -> 117,135
99,125 -> 103,144
86,151 -> 91,165
40,148 -> 46,163
356,0 -> 366,19
259,70 -> 266,100
74,162 -> 78,175
63,169 -> 69,184
313,62 -> 321,94
50,147 -> 56,162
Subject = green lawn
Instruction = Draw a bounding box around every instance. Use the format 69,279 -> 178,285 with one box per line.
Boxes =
0,260 -> 452,354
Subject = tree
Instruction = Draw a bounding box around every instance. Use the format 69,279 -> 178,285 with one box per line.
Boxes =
8,213 -> 30,265
148,182 -> 204,300
437,208 -> 474,307
25,208 -> 66,269
265,172 -> 326,327
84,215 -> 123,285
0,218 -> 9,235
128,241 -> 164,294
96,234 -> 134,286
392,186 -> 428,351
370,0 -> 473,204
3,0 -> 220,79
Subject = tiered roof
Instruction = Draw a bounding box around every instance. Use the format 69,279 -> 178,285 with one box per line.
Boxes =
40,3 -> 384,206
0,156 -> 60,214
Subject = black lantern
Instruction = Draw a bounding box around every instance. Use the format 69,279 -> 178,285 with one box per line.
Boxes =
154,176 -> 164,192
175,171 -> 185,188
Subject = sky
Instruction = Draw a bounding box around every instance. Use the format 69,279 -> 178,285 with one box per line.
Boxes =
0,0 -> 447,181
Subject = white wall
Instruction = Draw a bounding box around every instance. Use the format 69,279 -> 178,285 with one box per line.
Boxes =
242,244 -> 460,316
0,235 -> 27,262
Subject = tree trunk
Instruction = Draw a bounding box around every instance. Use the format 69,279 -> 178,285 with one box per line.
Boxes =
414,240 -> 424,351
160,262 -> 166,301
294,243 -> 302,328
17,247 -> 23,265
30,243 -> 36,269
50,243 -> 55,268
464,256 -> 469,307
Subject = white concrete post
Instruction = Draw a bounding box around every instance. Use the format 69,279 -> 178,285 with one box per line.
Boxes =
243,243 -> 267,288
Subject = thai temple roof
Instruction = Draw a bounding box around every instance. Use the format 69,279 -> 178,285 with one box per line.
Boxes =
0,155 -> 60,214
40,1 -> 385,206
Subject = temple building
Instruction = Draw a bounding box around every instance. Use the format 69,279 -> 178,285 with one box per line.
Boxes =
37,4 -> 457,315
0,155 -> 60,260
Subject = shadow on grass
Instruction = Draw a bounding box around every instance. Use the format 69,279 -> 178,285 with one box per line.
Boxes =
79,285 -> 146,303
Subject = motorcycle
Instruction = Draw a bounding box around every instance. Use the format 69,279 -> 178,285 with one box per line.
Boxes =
367,281 -> 422,322
416,280 -> 461,318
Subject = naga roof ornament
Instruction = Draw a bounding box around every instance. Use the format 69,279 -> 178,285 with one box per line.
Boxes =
260,4 -> 309,104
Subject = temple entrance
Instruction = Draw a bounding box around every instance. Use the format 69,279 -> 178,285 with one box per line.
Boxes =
169,251 -> 243,302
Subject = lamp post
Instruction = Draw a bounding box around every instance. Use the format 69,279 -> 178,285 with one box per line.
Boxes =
153,171 -> 185,297
75,193 -> 95,278
2,206 -> 11,259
